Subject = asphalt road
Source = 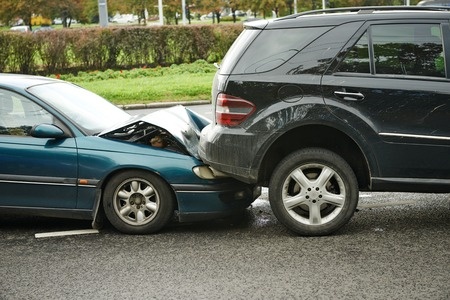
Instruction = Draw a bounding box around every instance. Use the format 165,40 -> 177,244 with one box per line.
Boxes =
1,104 -> 449,299
1,190 -> 449,299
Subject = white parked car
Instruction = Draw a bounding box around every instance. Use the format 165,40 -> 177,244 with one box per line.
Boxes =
10,26 -> 30,32
111,14 -> 138,24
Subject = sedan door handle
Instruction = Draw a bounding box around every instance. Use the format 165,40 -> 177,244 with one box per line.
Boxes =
334,91 -> 365,101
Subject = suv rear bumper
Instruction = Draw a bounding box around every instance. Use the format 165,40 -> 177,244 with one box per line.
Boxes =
199,124 -> 260,184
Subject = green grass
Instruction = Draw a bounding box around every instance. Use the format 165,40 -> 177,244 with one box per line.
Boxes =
77,73 -> 214,105
54,60 -> 216,105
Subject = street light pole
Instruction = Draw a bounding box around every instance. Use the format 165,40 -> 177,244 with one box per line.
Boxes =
98,0 -> 108,27
158,0 -> 164,25
182,0 -> 187,25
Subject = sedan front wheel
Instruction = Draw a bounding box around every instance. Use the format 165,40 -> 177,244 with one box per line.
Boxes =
103,170 -> 175,234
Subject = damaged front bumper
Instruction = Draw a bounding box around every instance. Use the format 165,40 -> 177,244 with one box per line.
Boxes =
172,181 -> 261,222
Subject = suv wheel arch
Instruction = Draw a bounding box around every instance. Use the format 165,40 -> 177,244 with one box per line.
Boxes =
257,124 -> 370,189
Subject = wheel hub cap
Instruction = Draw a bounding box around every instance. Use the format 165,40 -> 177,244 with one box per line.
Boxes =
306,187 -> 322,202
130,193 -> 144,206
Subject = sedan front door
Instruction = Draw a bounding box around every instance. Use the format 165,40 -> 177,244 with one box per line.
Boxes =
0,90 -> 79,209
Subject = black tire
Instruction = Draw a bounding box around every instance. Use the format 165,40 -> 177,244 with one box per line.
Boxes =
269,148 -> 358,236
103,170 -> 175,234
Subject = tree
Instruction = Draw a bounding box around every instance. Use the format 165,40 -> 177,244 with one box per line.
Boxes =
44,0 -> 85,27
129,0 -> 150,25
0,0 -> 94,28
0,0 -> 47,29
198,0 -> 224,23
227,0 -> 245,23
241,0 -> 262,18
259,0 -> 286,18
0,0 -> 425,29
162,0 -> 183,24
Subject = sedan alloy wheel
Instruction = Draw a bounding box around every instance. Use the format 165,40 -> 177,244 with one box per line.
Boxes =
103,170 -> 175,234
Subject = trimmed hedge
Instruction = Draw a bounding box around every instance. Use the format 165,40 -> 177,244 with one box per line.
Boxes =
0,24 -> 243,75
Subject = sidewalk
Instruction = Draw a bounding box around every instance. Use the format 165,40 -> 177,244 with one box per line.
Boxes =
119,100 -> 210,110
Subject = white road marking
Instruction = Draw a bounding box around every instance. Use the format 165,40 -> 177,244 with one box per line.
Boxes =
357,200 -> 417,209
359,194 -> 372,198
35,229 -> 99,239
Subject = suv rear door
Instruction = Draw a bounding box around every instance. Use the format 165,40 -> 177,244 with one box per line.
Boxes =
322,20 -> 450,186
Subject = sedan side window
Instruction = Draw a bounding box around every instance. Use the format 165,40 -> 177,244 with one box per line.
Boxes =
338,23 -> 445,78
0,90 -> 52,136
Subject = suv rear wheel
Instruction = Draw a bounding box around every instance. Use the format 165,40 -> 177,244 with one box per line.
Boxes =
269,148 -> 358,236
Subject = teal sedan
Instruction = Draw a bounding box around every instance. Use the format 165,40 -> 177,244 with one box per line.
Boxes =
0,74 -> 260,234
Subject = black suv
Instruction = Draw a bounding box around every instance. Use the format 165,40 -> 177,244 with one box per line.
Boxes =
199,6 -> 450,236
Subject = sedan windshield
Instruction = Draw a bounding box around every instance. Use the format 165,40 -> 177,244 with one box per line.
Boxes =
28,82 -> 130,134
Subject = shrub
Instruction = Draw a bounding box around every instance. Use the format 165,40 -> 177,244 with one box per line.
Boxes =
0,33 -> 12,72
8,32 -> 38,74
35,30 -> 73,73
53,59 -> 214,81
0,24 -> 243,75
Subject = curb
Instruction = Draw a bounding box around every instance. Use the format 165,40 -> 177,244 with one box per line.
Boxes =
119,100 -> 211,110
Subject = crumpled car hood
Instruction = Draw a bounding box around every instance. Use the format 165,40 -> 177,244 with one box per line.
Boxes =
99,105 -> 211,159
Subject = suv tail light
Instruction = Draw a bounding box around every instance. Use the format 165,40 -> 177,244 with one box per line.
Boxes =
216,94 -> 256,127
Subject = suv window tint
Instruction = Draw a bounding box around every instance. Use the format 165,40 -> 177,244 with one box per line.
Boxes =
219,28 -> 260,75
338,23 -> 445,77
286,22 -> 363,75
336,32 -> 370,73
232,27 -> 331,74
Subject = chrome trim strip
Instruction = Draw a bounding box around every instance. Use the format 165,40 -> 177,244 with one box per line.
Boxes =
0,174 -> 99,188
372,177 -> 450,185
379,132 -> 450,141
0,179 -> 76,187
0,179 -> 96,188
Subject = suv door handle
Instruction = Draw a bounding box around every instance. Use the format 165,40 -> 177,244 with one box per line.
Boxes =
334,91 -> 365,101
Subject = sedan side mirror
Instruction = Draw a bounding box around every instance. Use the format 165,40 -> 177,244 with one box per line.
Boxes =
30,124 -> 66,139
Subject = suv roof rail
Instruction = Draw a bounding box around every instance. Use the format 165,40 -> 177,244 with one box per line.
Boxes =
278,5 -> 450,20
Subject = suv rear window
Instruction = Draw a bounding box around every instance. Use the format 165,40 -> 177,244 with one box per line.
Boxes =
227,27 -> 331,75
338,23 -> 445,77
